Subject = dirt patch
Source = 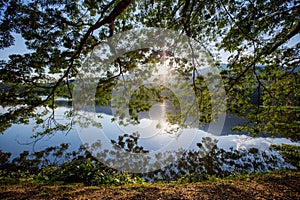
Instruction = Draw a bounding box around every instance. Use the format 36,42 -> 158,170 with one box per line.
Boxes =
1,172 -> 299,200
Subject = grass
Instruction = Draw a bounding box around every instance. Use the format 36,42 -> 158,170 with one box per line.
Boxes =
0,169 -> 299,199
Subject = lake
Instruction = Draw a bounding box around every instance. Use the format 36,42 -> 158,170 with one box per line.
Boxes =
0,100 -> 298,174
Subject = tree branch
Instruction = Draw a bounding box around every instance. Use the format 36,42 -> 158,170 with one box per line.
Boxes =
263,21 -> 300,55
42,0 -> 133,104
226,21 -> 300,92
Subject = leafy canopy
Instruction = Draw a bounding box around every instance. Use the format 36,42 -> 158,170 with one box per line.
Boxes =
0,0 -> 299,140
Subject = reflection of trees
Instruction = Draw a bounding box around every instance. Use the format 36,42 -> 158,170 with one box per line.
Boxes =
84,133 -> 294,181
142,138 -> 294,182
0,135 -> 295,184
110,132 -> 149,153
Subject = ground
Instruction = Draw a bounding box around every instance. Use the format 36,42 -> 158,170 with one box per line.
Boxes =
0,171 -> 299,199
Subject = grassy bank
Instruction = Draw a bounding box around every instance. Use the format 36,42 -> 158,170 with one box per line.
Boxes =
0,169 -> 299,200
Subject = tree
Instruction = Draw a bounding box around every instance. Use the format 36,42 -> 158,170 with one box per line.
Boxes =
0,0 -> 299,140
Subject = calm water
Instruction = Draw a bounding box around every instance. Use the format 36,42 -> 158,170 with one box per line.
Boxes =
1,101 -> 299,174
0,101 -> 296,159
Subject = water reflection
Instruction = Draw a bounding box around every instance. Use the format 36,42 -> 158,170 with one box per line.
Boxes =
0,133 -> 296,184
0,102 -> 299,180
